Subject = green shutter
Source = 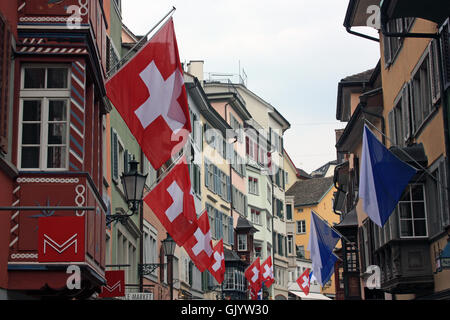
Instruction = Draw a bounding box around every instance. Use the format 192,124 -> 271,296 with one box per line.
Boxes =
111,129 -> 118,180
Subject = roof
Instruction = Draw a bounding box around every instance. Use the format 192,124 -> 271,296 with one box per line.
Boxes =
311,160 -> 338,178
296,168 -> 312,179
224,247 -> 241,262
286,177 -> 334,207
341,68 -> 374,83
235,215 -> 258,234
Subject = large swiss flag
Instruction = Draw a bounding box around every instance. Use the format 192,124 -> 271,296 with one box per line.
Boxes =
245,257 -> 262,295
105,17 -> 191,170
260,256 -> 275,288
208,239 -> 225,284
144,156 -> 197,246
183,210 -> 214,272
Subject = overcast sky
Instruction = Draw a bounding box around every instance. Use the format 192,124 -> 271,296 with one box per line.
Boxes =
122,0 -> 380,174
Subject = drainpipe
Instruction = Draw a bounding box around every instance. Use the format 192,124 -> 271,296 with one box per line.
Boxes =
139,149 -> 144,293
345,26 -> 380,42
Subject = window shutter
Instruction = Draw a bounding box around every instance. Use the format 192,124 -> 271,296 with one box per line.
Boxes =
204,159 -> 209,188
383,34 -> 392,66
229,216 -> 234,246
0,16 -> 11,154
112,129 -> 119,180
401,83 -> 411,143
226,175 -> 231,202
429,39 -> 441,106
124,149 -> 130,173
388,109 -> 396,147
440,20 -> 450,90
439,159 -> 450,227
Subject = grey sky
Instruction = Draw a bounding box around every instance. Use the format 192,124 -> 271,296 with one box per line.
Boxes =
122,0 -> 380,173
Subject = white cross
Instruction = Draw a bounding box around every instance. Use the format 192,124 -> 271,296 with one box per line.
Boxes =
301,275 -> 309,289
211,251 -> 224,272
165,181 -> 183,222
251,266 -> 259,283
192,227 -> 213,257
263,265 -> 273,279
134,61 -> 186,133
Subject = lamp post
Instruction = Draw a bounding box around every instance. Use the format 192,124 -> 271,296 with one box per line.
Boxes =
107,158 -> 147,225
162,233 -> 176,300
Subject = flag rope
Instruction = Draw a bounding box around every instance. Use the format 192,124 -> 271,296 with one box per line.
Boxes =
106,6 -> 177,79
363,118 -> 449,191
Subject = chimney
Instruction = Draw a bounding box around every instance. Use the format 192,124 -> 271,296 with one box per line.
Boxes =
187,60 -> 204,85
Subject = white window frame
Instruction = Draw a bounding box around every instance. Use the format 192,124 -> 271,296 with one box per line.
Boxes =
297,220 -> 306,234
143,222 -> 158,280
398,183 -> 428,239
237,234 -> 247,251
250,208 -> 261,226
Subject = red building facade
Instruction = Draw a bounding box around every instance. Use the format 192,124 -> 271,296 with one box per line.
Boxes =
0,0 -> 110,299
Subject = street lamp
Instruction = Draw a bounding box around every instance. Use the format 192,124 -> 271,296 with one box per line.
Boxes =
107,158 -> 147,225
162,233 -> 176,300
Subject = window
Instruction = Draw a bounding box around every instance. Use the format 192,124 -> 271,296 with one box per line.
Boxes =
248,177 -> 259,195
267,183 -> 272,203
251,208 -> 261,225
19,66 -> 71,170
266,213 -> 271,231
254,242 -> 262,258
237,234 -> 247,251
383,18 -> 414,67
388,83 -> 411,147
297,220 -> 306,234
286,204 -> 292,220
143,223 -> 158,278
411,54 -> 433,134
399,184 -> 428,238
296,245 -> 305,259
287,235 -> 294,256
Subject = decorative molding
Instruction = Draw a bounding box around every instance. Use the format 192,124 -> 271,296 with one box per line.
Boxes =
16,177 -> 80,184
10,253 -> 38,260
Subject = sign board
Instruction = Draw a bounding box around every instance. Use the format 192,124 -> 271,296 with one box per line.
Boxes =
99,270 -> 125,298
123,292 -> 154,300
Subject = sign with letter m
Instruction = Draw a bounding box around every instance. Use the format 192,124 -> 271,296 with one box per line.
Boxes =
38,216 -> 85,263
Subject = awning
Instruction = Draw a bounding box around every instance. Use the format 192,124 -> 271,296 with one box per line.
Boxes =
289,290 -> 332,300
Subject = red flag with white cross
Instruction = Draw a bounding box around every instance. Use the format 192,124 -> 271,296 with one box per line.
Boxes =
245,257 -> 262,294
183,210 -> 214,272
143,156 -> 197,246
297,268 -> 311,296
260,256 -> 275,288
208,239 -> 225,284
105,17 -> 191,170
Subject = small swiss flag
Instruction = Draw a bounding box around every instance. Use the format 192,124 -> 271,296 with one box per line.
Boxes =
105,17 -> 191,170
297,268 -> 311,296
144,156 -> 198,246
260,256 -> 275,288
183,210 -> 214,272
208,239 -> 225,284
245,257 -> 262,295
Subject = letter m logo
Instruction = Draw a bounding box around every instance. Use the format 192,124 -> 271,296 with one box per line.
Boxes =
38,216 -> 85,263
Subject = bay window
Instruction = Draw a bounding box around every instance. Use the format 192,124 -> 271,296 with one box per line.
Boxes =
399,184 -> 428,238
19,65 -> 70,170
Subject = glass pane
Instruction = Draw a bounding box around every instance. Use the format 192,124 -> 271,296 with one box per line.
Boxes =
400,220 -> 413,237
49,100 -> 67,121
24,68 -> 45,88
22,124 -> 41,144
47,146 -> 66,168
22,100 -> 41,121
48,124 -> 67,144
399,203 -> 412,219
414,220 -> 427,237
411,185 -> 424,201
21,147 -> 40,168
47,68 -> 68,88
413,203 -> 426,219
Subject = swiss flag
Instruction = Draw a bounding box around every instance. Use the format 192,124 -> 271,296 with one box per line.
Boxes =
260,256 -> 275,288
297,268 -> 311,296
105,17 -> 191,170
245,257 -> 262,294
208,239 -> 225,284
183,210 -> 214,272
99,270 -> 125,298
144,156 -> 197,246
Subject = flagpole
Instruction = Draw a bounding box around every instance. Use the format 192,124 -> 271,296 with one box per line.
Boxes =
363,118 -> 448,190
107,6 -> 177,79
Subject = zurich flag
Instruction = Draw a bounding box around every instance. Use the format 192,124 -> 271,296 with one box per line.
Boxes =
307,211 -> 341,286
359,125 -> 417,227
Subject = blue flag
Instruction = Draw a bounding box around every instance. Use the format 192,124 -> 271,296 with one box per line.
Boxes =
307,211 -> 341,286
359,125 -> 417,227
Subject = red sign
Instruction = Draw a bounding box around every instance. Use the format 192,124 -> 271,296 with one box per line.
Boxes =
38,216 -> 85,263
99,270 -> 125,298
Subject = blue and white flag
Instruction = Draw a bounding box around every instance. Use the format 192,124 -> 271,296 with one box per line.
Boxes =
359,125 -> 417,227
307,211 -> 341,287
